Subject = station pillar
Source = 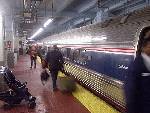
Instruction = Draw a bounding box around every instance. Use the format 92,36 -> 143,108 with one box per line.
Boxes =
0,15 -> 4,66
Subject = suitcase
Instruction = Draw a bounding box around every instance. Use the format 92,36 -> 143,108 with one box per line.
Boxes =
58,76 -> 76,93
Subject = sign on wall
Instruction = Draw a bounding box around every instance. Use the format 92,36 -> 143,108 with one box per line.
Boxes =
7,41 -> 12,49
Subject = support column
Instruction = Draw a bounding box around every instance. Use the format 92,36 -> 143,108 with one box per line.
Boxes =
0,15 -> 4,66
4,15 -> 15,68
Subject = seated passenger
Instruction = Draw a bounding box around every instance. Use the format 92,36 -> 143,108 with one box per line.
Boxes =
125,38 -> 150,113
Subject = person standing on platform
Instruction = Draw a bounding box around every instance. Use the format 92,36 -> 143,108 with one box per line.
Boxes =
29,45 -> 37,69
125,38 -> 150,113
45,45 -> 64,91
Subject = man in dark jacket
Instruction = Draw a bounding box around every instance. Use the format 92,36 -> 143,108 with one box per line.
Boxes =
125,38 -> 150,113
45,45 -> 64,91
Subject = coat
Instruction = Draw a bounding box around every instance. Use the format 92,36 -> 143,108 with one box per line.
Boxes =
125,55 -> 150,113
45,49 -> 64,71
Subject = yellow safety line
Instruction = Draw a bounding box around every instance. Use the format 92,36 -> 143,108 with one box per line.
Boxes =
37,57 -> 42,63
37,57 -> 120,113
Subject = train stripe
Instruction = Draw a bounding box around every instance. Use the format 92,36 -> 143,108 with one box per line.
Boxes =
60,45 -> 135,53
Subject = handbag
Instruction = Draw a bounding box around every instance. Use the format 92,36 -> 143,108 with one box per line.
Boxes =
41,59 -> 48,69
40,69 -> 50,85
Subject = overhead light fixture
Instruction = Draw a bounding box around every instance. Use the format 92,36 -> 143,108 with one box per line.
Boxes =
28,18 -> 53,40
43,18 -> 53,28
29,28 -> 44,39
92,35 -> 107,41
36,42 -> 43,45
28,39 -> 35,42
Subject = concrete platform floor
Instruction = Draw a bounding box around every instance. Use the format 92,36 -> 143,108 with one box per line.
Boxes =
0,55 -> 90,113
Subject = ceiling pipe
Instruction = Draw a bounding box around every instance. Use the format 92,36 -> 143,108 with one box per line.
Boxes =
58,0 -> 127,27
109,0 -> 145,13
55,0 -> 75,13
36,0 -> 146,40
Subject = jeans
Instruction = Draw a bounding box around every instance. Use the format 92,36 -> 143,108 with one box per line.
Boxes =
51,70 -> 59,89
30,57 -> 36,68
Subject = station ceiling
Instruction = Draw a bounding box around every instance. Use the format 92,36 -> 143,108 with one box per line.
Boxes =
0,0 -> 148,41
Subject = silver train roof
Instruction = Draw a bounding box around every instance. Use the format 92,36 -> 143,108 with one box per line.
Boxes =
41,6 -> 150,49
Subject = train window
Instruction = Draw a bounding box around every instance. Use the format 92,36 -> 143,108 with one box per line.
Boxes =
73,48 -> 92,64
60,48 -> 66,57
73,49 -> 80,61
136,26 -> 150,55
87,55 -> 92,61
66,48 -> 71,58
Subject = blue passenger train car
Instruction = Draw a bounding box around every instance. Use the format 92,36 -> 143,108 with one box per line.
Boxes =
37,7 -> 150,112
41,7 -> 150,82
60,46 -> 134,81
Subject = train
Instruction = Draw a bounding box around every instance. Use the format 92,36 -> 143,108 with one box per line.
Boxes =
35,6 -> 150,112
40,6 -> 150,81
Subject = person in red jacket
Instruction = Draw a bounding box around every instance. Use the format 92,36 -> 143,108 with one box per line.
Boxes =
29,45 -> 37,69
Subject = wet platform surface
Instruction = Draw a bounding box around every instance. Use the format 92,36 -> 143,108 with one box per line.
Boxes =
0,55 -> 90,113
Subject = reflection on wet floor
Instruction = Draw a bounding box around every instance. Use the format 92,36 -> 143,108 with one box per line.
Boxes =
0,56 -> 89,113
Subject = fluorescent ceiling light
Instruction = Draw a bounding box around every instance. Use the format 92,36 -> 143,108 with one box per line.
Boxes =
92,35 -> 107,41
29,28 -> 44,39
28,39 -> 35,41
36,42 -> 43,45
43,18 -> 53,28
48,37 -> 92,44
